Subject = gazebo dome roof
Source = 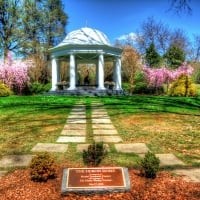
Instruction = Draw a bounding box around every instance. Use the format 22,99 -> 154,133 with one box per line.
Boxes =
57,27 -> 111,46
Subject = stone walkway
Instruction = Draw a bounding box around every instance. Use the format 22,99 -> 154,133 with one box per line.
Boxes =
0,100 -> 199,182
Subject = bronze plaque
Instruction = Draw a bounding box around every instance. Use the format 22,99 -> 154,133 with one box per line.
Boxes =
66,167 -> 126,188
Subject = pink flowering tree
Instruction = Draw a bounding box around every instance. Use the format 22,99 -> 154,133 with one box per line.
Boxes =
142,62 -> 194,94
0,52 -> 31,94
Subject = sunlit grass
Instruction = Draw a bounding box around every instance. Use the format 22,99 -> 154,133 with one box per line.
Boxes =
0,95 -> 200,168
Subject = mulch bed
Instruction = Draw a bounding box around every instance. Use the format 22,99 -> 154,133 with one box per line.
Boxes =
0,166 -> 199,200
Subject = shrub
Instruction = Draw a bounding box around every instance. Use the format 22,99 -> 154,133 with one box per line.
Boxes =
82,142 -> 107,167
0,82 -> 12,97
29,82 -> 44,94
139,151 -> 160,179
29,152 -> 57,182
168,74 -> 198,97
133,72 -> 149,94
24,82 -> 51,95
43,83 -> 52,92
122,82 -> 132,93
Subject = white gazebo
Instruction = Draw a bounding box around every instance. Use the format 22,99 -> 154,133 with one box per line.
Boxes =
49,27 -> 123,93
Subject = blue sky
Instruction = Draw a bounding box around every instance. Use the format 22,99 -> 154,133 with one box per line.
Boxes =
63,0 -> 200,44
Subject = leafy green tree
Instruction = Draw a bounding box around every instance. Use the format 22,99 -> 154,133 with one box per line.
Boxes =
21,0 -> 68,56
145,43 -> 161,68
0,0 -> 23,60
20,0 -> 68,83
164,45 -> 185,69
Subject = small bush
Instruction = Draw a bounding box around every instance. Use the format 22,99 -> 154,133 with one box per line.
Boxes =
43,83 -> 51,92
0,82 -> 12,97
24,82 -> 51,95
29,152 -> 57,182
139,151 -> 160,179
168,74 -> 198,97
133,82 -> 148,94
82,142 -> 107,167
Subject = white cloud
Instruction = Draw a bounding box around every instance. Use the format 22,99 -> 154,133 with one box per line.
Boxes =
117,32 -> 137,41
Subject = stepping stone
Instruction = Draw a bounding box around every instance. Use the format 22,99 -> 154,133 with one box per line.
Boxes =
115,143 -> 149,154
92,111 -> 108,114
92,113 -> 108,116
57,136 -> 86,143
67,119 -> 87,124
61,129 -> 86,136
67,115 -> 86,119
31,143 -> 68,153
71,108 -> 85,112
0,155 -> 34,168
155,154 -> 185,166
0,171 -> 7,178
92,118 -> 112,124
70,111 -> 86,115
64,124 -> 86,130
76,144 -> 110,152
92,124 -> 116,129
172,168 -> 200,182
94,136 -> 122,143
93,129 -> 118,135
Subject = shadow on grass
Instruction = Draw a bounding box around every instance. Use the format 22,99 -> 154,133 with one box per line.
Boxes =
98,95 -> 200,116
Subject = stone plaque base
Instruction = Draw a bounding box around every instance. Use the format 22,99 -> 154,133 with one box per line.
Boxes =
61,167 -> 130,194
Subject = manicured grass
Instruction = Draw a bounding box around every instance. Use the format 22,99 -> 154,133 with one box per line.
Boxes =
99,95 -> 200,167
0,95 -> 199,168
0,96 -> 78,157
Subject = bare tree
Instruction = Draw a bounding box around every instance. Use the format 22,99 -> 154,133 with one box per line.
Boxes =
189,35 -> 200,62
169,0 -> 192,15
169,28 -> 190,54
122,45 -> 141,93
136,17 -> 170,55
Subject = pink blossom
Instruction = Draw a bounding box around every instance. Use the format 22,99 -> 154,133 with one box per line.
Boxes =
0,53 -> 31,94
143,63 -> 194,89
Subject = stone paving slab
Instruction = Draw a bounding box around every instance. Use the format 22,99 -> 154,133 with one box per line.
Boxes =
64,124 -> 86,130
71,108 -> 86,112
172,168 -> 200,182
92,118 -> 112,124
0,155 -> 34,168
156,154 -> 185,166
115,143 -> 149,154
70,111 -> 86,115
92,114 -> 109,118
61,129 -> 86,136
31,143 -> 68,152
94,136 -> 122,143
67,119 -> 87,124
0,171 -> 8,178
93,129 -> 118,135
67,115 -> 86,119
92,124 -> 116,129
92,111 -> 108,115
76,144 -> 110,152
57,136 -> 86,143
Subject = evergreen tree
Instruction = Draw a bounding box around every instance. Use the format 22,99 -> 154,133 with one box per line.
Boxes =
21,0 -> 68,57
0,0 -> 22,60
145,43 -> 161,68
164,45 -> 185,69
20,0 -> 68,83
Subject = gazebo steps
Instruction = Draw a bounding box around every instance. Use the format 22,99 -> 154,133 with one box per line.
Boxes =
46,89 -> 127,96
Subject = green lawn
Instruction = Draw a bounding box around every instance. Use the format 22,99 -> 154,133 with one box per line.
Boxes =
0,95 -> 199,169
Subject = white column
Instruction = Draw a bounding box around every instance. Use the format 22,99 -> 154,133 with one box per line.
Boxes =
51,57 -> 58,91
68,54 -> 76,90
95,61 -> 98,87
97,53 -> 105,90
114,56 -> 122,90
